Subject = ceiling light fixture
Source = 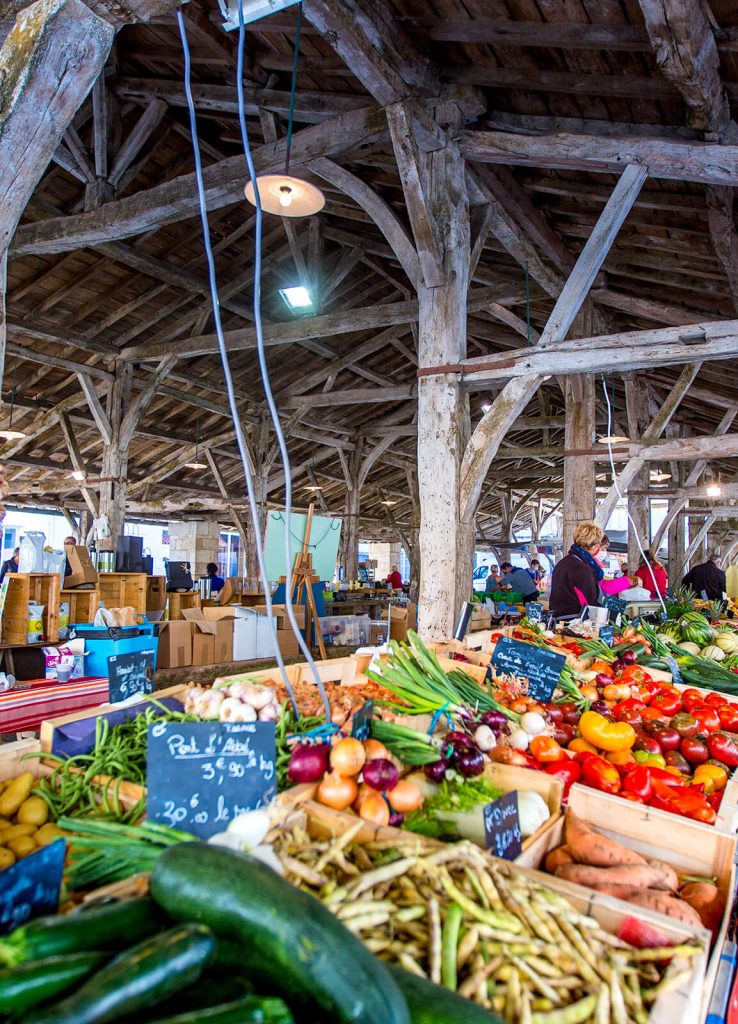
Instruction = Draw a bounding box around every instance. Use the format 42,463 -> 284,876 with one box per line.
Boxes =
597,434 -> 629,445
0,360 -> 26,442
380,500 -> 397,506
244,5 -> 325,218
481,403 -> 492,414
71,470 -> 87,482
707,483 -> 722,498
185,414 -> 208,470
279,285 -> 314,311
649,469 -> 672,483
219,0 -> 301,32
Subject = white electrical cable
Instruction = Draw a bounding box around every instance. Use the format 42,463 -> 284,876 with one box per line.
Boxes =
176,10 -> 329,720
601,376 -> 668,618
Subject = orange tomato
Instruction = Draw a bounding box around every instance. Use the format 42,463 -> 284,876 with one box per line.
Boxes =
606,749 -> 635,766
318,771 -> 358,810
529,736 -> 564,764
330,737 -> 366,777
568,738 -> 597,755
358,792 -> 390,826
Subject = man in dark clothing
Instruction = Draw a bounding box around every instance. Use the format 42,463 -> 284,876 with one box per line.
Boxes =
500,562 -> 539,602
683,555 -> 727,601
0,547 -> 19,584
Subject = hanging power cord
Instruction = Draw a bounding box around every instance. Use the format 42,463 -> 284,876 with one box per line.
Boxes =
234,0 -> 332,704
601,375 -> 667,618
176,10 -> 328,720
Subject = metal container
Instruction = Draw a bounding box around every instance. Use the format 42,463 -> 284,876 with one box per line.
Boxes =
197,576 -> 212,601
96,551 -> 115,573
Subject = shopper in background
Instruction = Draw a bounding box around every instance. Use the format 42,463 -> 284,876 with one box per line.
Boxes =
527,558 -> 545,589
597,533 -> 639,598
63,535 -> 77,579
484,564 -> 503,593
499,561 -> 540,603
683,553 -> 727,601
635,550 -> 668,599
0,547 -> 19,584
386,564 -> 403,589
206,562 -> 225,594
549,523 -> 605,617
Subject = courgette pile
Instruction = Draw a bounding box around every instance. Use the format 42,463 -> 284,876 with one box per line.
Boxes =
0,845 -> 499,1024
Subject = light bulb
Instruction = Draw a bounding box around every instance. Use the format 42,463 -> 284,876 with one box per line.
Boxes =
71,470 -> 86,481
707,484 -> 722,497
278,185 -> 294,208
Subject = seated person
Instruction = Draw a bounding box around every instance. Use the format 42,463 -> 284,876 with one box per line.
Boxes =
206,562 -> 225,593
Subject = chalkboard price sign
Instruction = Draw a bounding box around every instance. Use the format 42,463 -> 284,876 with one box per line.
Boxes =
108,649 -> 155,703
526,602 -> 543,622
0,839 -> 65,934
489,636 -> 566,703
147,721 -> 277,839
602,595 -> 627,622
599,625 -> 615,647
351,699 -> 374,742
484,792 -> 522,861
666,655 -> 684,684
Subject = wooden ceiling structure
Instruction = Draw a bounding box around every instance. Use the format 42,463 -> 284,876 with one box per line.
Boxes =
2,0 -> 738,620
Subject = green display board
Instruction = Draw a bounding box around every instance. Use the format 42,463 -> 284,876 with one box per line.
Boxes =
263,511 -> 342,583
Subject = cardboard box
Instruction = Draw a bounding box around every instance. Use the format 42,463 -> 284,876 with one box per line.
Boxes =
182,609 -> 218,667
213,620 -> 234,664
275,628 -> 300,659
232,608 -> 275,661
157,621 -> 192,668
253,604 -> 306,629
381,603 -> 417,642
64,545 -> 98,589
369,622 -> 387,646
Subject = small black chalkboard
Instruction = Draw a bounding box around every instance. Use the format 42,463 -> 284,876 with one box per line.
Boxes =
351,699 -> 374,741
147,721 -> 277,839
602,595 -> 627,620
484,791 -> 522,860
0,839 -> 65,935
489,636 -> 566,703
666,655 -> 684,684
453,602 -> 473,640
108,649 -> 155,703
599,625 -> 615,647
526,602 -> 543,622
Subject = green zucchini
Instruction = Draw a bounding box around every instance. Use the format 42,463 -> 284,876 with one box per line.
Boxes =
147,994 -> 294,1023
387,964 -> 505,1024
0,897 -> 162,967
150,844 -> 410,1024
0,952 -> 106,1016
23,924 -> 215,1024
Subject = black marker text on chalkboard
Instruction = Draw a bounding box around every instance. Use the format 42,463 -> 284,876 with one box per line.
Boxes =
147,721 -> 276,839
489,636 -> 565,703
0,839 -> 65,934
484,792 -> 522,861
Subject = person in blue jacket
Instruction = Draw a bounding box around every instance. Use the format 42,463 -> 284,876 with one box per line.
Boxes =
206,562 -> 225,593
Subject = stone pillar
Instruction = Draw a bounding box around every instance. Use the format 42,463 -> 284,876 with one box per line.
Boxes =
563,374 -> 595,549
168,519 -> 221,578
416,125 -> 472,640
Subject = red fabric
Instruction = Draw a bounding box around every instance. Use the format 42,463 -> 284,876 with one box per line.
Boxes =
635,563 -> 668,599
0,677 -> 108,733
386,571 -> 403,589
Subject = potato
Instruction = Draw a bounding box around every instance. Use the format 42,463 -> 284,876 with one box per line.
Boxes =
16,796 -> 48,827
0,773 -> 35,817
6,836 -> 36,859
34,824 -> 64,847
0,848 -> 16,870
0,823 -> 37,844
0,818 -> 12,831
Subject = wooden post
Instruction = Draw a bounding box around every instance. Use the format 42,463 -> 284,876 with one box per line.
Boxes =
563,373 -> 595,549
97,361 -> 133,552
624,374 -> 652,568
668,504 -> 686,585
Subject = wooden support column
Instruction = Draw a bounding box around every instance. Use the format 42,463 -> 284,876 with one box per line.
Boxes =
97,361 -> 133,551
625,374 -> 651,567
668,504 -> 686,584
563,373 -> 595,550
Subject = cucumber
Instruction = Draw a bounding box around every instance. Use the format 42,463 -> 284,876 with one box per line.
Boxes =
0,897 -> 163,967
147,994 -> 294,1023
150,844 -> 410,1024
23,924 -> 215,1024
0,952 -> 106,1016
387,964 -> 505,1024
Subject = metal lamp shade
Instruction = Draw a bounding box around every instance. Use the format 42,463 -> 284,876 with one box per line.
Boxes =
244,174 -> 325,217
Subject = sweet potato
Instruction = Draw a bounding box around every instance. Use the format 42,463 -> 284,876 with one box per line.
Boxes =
555,863 -> 675,890
680,882 -> 725,932
586,883 -> 644,901
629,890 -> 704,928
564,811 -> 646,868
544,846 -> 575,874
646,859 -> 679,892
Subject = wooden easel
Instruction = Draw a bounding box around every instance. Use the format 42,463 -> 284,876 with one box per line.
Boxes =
287,505 -> 327,660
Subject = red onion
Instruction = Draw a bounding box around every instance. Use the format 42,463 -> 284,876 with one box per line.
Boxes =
388,810 -> 405,827
287,742 -> 330,783
423,759 -> 449,783
589,701 -> 613,718
480,710 -> 508,731
446,730 -> 472,748
611,659 -> 624,674
454,748 -> 484,777
595,673 -> 612,688
362,758 -> 399,792
621,649 -> 637,665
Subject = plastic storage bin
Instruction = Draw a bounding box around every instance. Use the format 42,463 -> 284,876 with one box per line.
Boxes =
70,620 -> 158,677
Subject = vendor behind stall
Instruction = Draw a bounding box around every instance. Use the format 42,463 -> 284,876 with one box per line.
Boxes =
549,523 -> 604,617
206,562 -> 225,594
499,562 -> 540,603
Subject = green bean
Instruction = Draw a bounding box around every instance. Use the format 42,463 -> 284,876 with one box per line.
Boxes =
441,903 -> 463,991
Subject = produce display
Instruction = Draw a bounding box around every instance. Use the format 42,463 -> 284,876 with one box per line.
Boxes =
0,772 -> 62,867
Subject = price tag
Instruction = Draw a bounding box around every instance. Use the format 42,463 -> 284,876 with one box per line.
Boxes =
526,602 -> 543,622
489,636 -> 566,703
108,649 -> 155,703
484,792 -> 522,860
666,656 -> 684,684
599,625 -> 615,647
602,595 -> 628,620
0,840 -> 65,935
147,721 -> 277,839
351,699 -> 374,741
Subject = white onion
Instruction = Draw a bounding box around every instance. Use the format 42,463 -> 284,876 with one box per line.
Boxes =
473,724 -> 497,752
509,728 -> 530,750
227,809 -> 272,849
520,711 -> 547,737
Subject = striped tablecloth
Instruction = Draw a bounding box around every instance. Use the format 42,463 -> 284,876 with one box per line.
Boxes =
0,677 -> 109,733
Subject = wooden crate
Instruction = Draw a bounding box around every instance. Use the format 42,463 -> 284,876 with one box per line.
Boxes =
277,791 -> 708,1024
0,736 -> 44,780
2,573 -> 60,645
61,587 -> 99,626
518,783 -> 732,1024
146,576 -> 167,614
98,573 -> 148,616
167,591 -> 201,620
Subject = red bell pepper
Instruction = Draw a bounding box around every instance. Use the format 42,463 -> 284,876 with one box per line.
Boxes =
543,759 -> 582,798
581,753 -> 621,794
708,790 -> 724,813
650,786 -> 716,824
707,731 -> 738,767
621,764 -> 653,801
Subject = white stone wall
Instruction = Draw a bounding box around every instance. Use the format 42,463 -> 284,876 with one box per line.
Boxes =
168,519 -> 221,578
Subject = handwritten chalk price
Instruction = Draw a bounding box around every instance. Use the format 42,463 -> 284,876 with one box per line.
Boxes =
483,792 -> 522,861
489,636 -> 565,703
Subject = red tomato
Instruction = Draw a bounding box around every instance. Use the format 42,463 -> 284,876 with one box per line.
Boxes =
651,726 -> 681,752
650,692 -> 683,717
679,736 -> 709,764
634,734 -> 662,756
620,665 -> 649,685
718,704 -> 738,732
704,692 -> 730,709
692,706 -> 721,734
641,706 -> 669,726
681,689 -> 705,713
613,698 -> 646,724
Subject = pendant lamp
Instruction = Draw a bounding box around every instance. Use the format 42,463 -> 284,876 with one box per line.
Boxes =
186,415 -> 208,470
244,4 -> 325,218
0,361 -> 26,442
